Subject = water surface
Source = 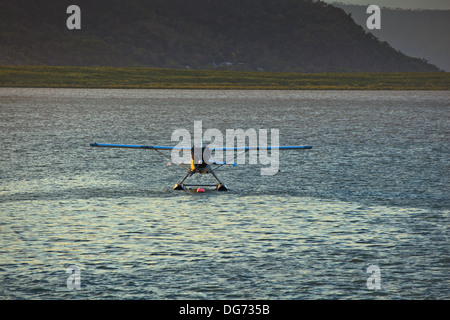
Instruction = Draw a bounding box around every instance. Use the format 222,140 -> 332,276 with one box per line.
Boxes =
0,89 -> 448,299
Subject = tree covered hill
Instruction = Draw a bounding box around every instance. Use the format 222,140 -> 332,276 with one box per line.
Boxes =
333,3 -> 450,71
0,0 -> 441,72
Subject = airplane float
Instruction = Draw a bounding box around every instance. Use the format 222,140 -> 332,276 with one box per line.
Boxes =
90,142 -> 313,192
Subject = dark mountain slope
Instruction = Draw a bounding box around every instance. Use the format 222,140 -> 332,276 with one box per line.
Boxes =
333,3 -> 450,71
0,0 -> 440,72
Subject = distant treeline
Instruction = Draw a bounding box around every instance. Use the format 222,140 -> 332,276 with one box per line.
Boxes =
0,0 -> 441,72
1,66 -> 448,90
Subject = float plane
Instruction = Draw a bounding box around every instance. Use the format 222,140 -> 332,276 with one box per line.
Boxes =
90,142 -> 313,191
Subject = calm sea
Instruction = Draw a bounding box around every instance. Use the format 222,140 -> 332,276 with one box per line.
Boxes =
0,88 -> 448,299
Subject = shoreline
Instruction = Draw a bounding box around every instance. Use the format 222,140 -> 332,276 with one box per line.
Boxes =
1,66 -> 448,90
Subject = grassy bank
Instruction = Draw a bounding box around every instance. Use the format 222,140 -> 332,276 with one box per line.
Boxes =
0,66 -> 449,90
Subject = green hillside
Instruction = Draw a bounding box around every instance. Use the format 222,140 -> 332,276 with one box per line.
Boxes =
0,0 -> 441,72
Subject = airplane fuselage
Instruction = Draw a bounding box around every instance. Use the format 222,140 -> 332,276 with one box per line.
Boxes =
190,146 -> 211,173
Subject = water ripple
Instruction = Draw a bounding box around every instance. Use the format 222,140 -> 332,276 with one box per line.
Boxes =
0,89 -> 448,299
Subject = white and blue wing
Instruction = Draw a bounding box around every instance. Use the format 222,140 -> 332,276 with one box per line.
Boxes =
90,142 -> 189,150
211,145 -> 313,151
90,143 -> 312,151
211,161 -> 237,166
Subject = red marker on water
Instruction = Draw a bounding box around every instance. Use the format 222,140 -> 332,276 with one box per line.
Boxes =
197,187 -> 205,193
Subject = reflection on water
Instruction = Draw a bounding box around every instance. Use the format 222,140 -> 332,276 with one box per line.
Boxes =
0,89 -> 448,299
